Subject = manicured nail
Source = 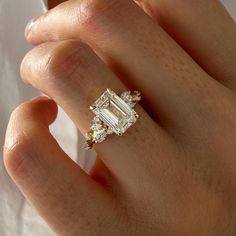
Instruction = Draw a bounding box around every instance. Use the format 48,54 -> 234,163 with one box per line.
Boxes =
25,16 -> 40,37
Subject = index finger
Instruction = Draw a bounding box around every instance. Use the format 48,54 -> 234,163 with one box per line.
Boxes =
3,97 -> 113,235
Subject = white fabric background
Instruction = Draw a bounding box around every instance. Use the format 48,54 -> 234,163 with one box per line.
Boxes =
0,0 -> 235,235
0,1 -> 95,235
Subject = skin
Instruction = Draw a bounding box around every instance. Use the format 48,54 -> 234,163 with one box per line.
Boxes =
3,0 -> 236,235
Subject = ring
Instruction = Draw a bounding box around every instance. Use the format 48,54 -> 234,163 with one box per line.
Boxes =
84,88 -> 141,150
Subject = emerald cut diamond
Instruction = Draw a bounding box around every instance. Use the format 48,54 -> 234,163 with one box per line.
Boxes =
84,88 -> 141,150
90,89 -> 139,135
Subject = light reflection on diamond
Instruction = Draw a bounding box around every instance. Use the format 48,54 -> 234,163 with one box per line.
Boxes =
91,89 -> 138,135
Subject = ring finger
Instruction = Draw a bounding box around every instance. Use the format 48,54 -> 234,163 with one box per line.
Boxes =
21,40 -> 171,185
25,0 -> 231,139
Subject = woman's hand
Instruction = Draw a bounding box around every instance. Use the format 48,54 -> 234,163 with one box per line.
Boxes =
4,0 -> 236,235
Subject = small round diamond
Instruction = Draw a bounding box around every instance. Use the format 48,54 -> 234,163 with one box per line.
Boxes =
121,91 -> 141,108
93,116 -> 102,124
91,123 -> 102,132
94,130 -> 107,143
107,127 -> 114,135
85,130 -> 93,140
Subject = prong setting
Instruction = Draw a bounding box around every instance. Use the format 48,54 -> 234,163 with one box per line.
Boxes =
106,88 -> 112,94
89,105 -> 96,111
84,89 -> 141,149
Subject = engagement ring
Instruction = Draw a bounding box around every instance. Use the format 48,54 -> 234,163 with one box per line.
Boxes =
84,88 -> 141,150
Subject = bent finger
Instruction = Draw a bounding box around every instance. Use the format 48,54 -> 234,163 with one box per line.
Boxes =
3,97 -> 114,235
20,40 -> 170,187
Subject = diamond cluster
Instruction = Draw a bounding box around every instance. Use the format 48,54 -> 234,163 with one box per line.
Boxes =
120,91 -> 141,108
84,89 -> 141,149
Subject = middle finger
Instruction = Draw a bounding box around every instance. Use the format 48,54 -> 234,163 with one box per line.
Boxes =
25,0 -> 228,136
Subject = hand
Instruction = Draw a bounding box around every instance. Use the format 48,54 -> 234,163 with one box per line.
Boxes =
4,1 -> 236,235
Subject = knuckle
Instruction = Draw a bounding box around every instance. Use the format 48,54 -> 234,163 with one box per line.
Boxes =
41,43 -> 74,81
4,132 -> 36,178
20,44 -> 49,83
41,48 -> 62,80
20,51 -> 34,83
10,102 -> 30,122
3,103 -> 40,178
22,41 -> 89,88
77,0 -> 123,33
42,41 -> 90,86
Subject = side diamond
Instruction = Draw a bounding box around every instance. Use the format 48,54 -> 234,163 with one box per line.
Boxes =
94,130 -> 107,143
120,91 -> 141,108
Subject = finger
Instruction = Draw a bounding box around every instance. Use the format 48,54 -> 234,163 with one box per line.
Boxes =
136,0 -> 236,90
3,97 -> 115,235
20,40 -> 170,184
24,0 -> 226,136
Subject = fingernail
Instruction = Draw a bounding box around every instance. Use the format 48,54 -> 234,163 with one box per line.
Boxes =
25,16 -> 40,37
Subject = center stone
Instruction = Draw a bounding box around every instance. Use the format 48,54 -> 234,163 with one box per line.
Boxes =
91,89 -> 138,135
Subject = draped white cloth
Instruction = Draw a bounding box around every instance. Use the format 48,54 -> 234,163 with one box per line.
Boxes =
0,0 -> 96,235
0,0 -> 235,235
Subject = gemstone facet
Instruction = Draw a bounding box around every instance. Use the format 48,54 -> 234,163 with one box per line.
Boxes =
84,88 -> 141,150
120,90 -> 141,108
91,89 -> 138,135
